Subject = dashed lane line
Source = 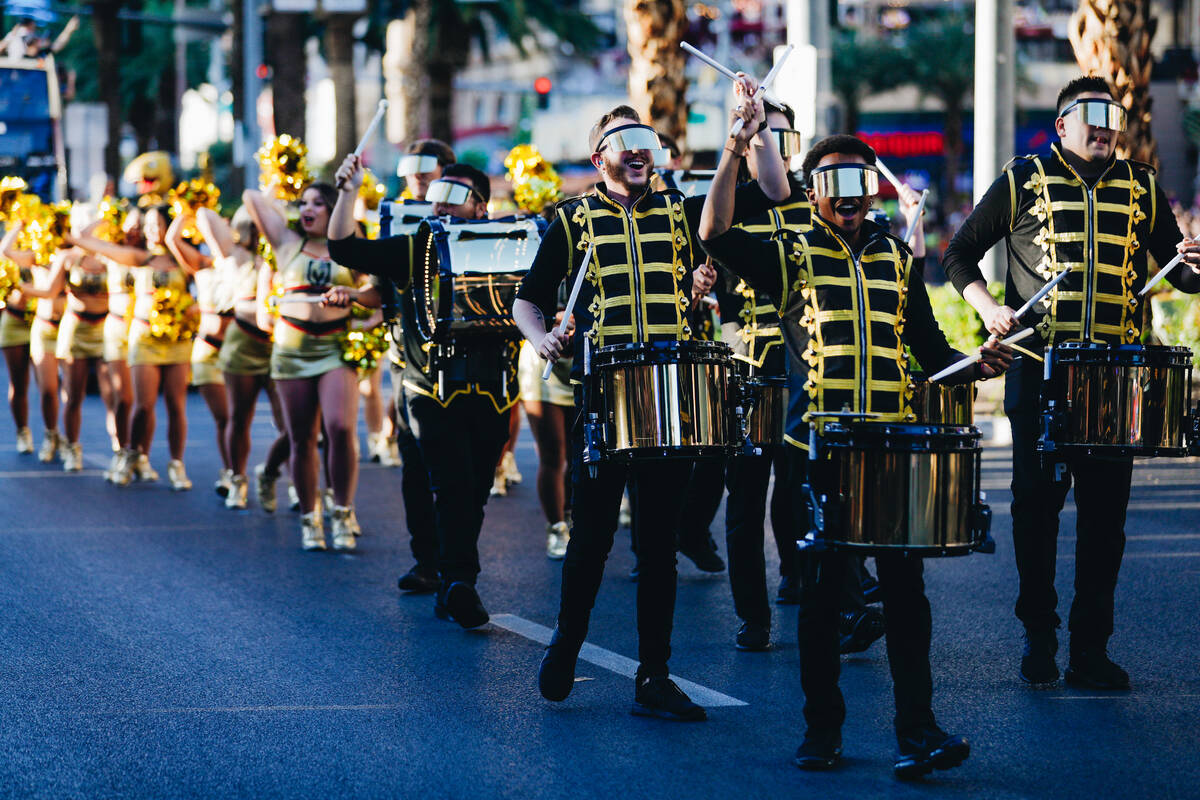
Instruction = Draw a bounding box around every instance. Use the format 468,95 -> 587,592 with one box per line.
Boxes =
489,613 -> 748,708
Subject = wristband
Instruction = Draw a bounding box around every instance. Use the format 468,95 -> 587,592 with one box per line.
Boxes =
756,118 -> 769,134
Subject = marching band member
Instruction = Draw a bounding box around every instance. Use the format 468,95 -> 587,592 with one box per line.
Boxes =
330,155 -> 514,627
700,80 -> 1011,776
71,206 -> 198,489
943,76 -> 1200,689
243,181 -> 379,550
514,103 -> 788,721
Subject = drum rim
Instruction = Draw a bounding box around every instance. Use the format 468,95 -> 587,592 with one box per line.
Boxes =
1050,341 -> 1194,365
594,339 -> 734,365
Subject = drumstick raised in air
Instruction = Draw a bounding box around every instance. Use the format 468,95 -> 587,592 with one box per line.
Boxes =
335,99 -> 388,190
1013,267 -> 1073,320
1138,251 -> 1186,296
542,243 -> 595,381
902,189 -> 929,243
680,42 -> 740,82
729,45 -> 793,138
874,158 -> 902,188
927,327 -> 1036,383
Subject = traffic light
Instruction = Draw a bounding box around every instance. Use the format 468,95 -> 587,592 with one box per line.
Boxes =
534,76 -> 552,110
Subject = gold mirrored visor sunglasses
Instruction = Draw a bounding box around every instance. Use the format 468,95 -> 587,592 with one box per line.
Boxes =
769,128 -> 803,159
594,124 -> 670,162
397,154 -> 441,177
810,164 -> 880,198
424,179 -> 482,206
1059,99 -> 1127,132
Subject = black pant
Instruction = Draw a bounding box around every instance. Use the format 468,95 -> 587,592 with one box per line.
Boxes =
1006,357 -> 1133,649
725,446 -> 793,627
679,456 -> 726,551
790,448 -> 934,736
391,364 -> 438,573
406,391 -> 511,586
558,414 -> 691,679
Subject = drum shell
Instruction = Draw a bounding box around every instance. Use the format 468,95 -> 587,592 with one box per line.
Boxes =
596,340 -> 738,459
815,423 -> 982,555
743,375 -> 787,447
1046,343 -> 1192,456
910,377 -> 976,425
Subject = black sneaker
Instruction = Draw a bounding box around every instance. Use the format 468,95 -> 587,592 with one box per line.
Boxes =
1019,629 -> 1060,685
894,725 -> 970,780
632,676 -> 707,721
776,575 -> 801,605
444,581 -> 489,629
397,565 -> 440,594
735,622 -> 771,652
839,609 -> 886,654
1065,649 -> 1130,690
538,630 -> 581,701
794,731 -> 842,771
679,537 -> 726,573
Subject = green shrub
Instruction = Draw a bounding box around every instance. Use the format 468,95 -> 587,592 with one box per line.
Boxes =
911,281 -> 1004,371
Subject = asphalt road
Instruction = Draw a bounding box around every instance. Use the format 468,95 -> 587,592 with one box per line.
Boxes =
0,367 -> 1198,799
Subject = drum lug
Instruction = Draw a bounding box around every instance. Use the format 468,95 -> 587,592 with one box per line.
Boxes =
1037,399 -> 1064,454
583,411 -> 605,479
972,502 -> 995,554
1189,404 -> 1200,457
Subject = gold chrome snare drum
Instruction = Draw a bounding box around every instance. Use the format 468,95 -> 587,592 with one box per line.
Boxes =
802,421 -> 991,556
1039,342 -> 1194,457
593,340 -> 739,460
909,372 -> 976,425
742,374 -> 787,448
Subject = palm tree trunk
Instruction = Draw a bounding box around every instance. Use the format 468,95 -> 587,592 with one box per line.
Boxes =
228,0 -> 245,194
624,0 -> 689,155
324,13 -> 358,159
92,0 -> 123,180
266,11 -> 308,139
427,5 -> 469,146
383,0 -> 430,144
1069,0 -> 1159,166
942,100 -> 964,222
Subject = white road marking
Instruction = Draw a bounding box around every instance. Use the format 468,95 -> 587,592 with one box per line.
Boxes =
490,613 -> 748,708
83,704 -> 410,715
1047,694 -> 1200,701
1060,551 -> 1200,560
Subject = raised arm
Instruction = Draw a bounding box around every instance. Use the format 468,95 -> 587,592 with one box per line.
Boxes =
0,221 -> 36,269
241,187 -> 295,252
255,259 -> 276,333
165,214 -> 212,275
330,154 -> 363,241
18,250 -> 68,298
195,207 -> 241,261
68,231 -> 149,267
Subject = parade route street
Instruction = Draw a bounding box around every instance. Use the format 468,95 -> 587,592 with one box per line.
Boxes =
1,375 -> 1199,799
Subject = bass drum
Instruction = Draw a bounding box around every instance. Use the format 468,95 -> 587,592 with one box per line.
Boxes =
1039,342 -> 1194,457
594,339 -> 739,460
803,421 -> 990,556
412,215 -> 547,342
909,371 -> 976,425
379,199 -> 435,238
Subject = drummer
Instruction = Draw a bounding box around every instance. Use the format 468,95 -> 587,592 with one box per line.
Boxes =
699,78 -> 1012,776
942,76 -> 1200,690
513,104 -> 790,721
329,155 -> 517,631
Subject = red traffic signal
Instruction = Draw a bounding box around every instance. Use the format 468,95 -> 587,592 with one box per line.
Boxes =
534,76 -> 552,95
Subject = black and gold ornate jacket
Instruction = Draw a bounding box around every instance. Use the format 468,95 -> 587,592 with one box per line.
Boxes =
518,181 -> 772,382
945,143 -> 1200,346
715,177 -> 812,375
703,215 -> 966,449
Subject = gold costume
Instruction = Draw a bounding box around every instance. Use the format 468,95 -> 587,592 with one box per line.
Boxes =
128,264 -> 193,367
0,305 -> 31,348
269,241 -> 356,380
218,317 -> 272,376
56,310 -> 106,360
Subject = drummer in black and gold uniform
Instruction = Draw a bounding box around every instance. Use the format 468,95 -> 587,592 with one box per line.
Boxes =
701,79 -> 1011,776
513,104 -> 789,721
943,76 -> 1200,690
329,154 -> 516,630
713,99 -> 811,651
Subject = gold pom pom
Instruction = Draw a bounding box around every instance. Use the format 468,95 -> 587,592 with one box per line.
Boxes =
504,144 -> 563,214
0,176 -> 28,221
147,286 -> 199,342
168,178 -> 221,241
338,321 -> 387,376
256,135 -> 313,202
358,169 -> 386,211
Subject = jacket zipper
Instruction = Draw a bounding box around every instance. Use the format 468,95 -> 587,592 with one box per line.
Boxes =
622,203 -> 646,342
830,229 -> 870,410
1083,184 -> 1095,340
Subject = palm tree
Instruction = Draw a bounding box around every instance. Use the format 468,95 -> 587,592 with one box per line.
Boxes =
624,0 -> 688,153
91,0 -> 124,179
382,0 -> 431,144
266,10 -> 307,138
323,12 -> 359,160
832,29 -> 908,137
1069,0 -> 1158,166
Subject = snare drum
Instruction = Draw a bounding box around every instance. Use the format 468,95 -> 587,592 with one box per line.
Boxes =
412,216 -> 547,342
742,374 -> 786,447
1039,342 -> 1194,457
803,421 -> 990,556
593,339 -> 740,459
909,372 -> 976,425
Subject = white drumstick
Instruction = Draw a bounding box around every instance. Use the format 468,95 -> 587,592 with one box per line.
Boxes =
901,189 -> 929,243
1138,251 -> 1186,296
276,294 -> 328,304
335,99 -> 389,190
729,45 -> 793,138
681,42 -> 740,82
1013,267 -> 1072,320
927,327 -> 1035,383
875,158 -> 902,188
354,99 -> 388,157
542,243 -> 594,381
